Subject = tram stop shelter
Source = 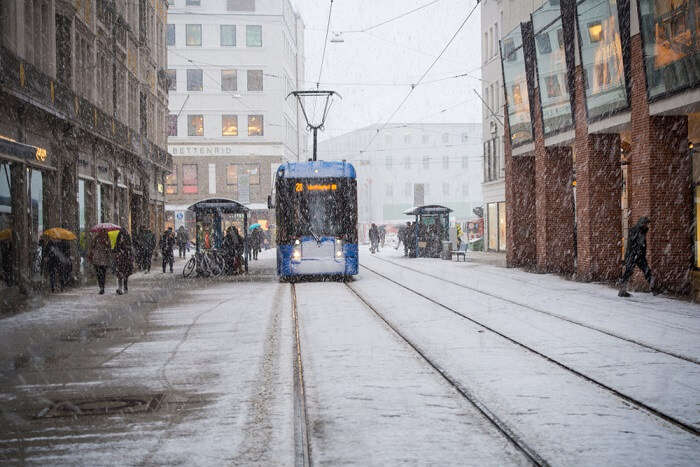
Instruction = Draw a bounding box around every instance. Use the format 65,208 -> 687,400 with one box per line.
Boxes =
187,198 -> 250,273
404,205 -> 452,258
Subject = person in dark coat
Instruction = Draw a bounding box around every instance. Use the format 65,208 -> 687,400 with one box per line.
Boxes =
160,228 -> 175,273
114,229 -> 134,295
619,216 -> 658,297
176,226 -> 188,258
250,228 -> 262,260
369,223 -> 379,254
0,239 -> 12,286
222,227 -> 238,274
42,239 -> 62,293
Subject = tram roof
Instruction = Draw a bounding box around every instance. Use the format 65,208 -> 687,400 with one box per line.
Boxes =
277,160 -> 356,179
404,205 -> 453,216
187,198 -> 250,213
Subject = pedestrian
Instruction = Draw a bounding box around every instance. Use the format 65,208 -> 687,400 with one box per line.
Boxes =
88,230 -> 112,295
114,228 -> 134,295
379,226 -> 386,249
369,223 -> 379,254
0,238 -> 11,286
619,216 -> 659,297
42,238 -> 61,293
141,228 -> 155,273
251,227 -> 262,260
222,227 -> 237,274
176,226 -> 188,258
160,227 -> 175,273
402,221 -> 412,256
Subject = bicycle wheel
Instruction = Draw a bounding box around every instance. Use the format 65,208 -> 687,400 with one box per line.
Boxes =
210,255 -> 223,276
183,257 -> 196,278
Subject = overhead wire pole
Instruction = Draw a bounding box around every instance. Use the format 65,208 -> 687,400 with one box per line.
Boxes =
358,0 -> 481,157
316,0 -> 334,89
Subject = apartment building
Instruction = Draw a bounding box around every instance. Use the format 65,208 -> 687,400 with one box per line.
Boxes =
0,0 -> 171,293
499,0 -> 700,297
164,0 -> 305,231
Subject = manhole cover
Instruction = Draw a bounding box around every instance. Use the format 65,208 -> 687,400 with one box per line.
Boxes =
35,394 -> 165,419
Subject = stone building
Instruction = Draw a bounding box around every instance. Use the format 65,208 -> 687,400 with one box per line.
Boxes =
499,0 -> 699,297
0,0 -> 172,293
164,0 -> 306,234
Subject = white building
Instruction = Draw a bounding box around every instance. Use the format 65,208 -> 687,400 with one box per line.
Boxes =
318,123 -> 482,233
481,0 -> 537,252
165,0 -> 305,224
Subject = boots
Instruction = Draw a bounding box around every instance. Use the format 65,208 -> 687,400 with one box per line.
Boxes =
618,283 -> 631,298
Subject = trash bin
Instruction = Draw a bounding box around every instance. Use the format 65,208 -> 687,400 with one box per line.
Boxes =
441,240 -> 452,260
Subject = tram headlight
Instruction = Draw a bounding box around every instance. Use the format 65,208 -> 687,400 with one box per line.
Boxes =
292,241 -> 302,261
335,239 -> 344,258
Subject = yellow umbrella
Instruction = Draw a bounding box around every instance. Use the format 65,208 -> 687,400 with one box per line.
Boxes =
42,227 -> 77,241
0,228 -> 10,241
108,229 -> 120,249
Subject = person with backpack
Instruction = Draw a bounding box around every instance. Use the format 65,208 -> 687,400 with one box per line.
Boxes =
160,228 -> 175,273
619,216 -> 660,297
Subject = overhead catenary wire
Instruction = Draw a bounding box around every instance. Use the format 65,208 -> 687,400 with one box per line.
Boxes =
316,0 -> 335,88
358,1 -> 481,157
337,0 -> 444,33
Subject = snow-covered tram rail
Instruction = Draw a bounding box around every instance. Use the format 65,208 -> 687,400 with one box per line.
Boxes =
272,161 -> 359,281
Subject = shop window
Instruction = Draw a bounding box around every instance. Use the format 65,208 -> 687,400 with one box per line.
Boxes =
186,24 -> 201,47
220,25 -> 236,47
188,114 -> 204,136
576,0 -> 627,119
187,69 -> 203,91
222,115 -> 238,136
221,69 -> 237,91
638,0 -> 699,100
166,169 -> 177,194
183,164 -> 198,194
488,203 -> 498,250
498,201 -> 507,252
168,114 -> 178,136
246,25 -> 262,47
248,115 -> 263,136
247,70 -> 263,91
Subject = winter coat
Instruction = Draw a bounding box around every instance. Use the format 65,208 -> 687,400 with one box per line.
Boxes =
176,228 -> 188,246
114,230 -> 134,277
160,231 -> 175,256
625,217 -> 650,262
142,230 -> 156,252
89,233 -> 112,267
369,226 -> 379,243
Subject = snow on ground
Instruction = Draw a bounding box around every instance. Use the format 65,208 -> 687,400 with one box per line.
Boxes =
361,249 -> 700,431
351,253 -> 700,464
295,281 -> 529,466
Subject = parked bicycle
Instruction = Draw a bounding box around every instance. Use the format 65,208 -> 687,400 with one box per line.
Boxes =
183,249 -> 224,278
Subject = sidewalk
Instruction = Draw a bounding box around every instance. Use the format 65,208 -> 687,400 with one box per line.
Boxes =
464,250 -> 506,267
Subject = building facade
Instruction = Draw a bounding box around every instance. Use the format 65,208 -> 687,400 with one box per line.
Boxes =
318,123 -> 483,237
164,0 -> 305,232
500,0 -> 699,297
0,0 -> 171,293
481,0 -> 540,253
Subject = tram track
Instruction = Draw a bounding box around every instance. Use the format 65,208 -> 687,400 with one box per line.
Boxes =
290,284 -> 312,467
369,255 -> 700,365
343,282 -> 549,467
357,262 -> 700,437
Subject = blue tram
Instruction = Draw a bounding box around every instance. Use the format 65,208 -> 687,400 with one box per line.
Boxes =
273,160 -> 358,280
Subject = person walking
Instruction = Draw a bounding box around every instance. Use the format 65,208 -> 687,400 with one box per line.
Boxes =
160,228 -> 175,273
619,216 -> 659,297
176,226 -> 188,258
89,230 -> 112,294
368,223 -> 379,254
114,228 -> 134,295
42,239 -> 61,293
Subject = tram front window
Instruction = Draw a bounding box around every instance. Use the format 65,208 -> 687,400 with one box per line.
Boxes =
285,179 -> 355,240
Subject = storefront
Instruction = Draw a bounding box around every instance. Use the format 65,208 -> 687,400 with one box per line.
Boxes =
486,201 -> 507,252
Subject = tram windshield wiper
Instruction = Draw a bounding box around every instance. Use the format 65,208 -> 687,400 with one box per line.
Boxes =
309,229 -> 321,244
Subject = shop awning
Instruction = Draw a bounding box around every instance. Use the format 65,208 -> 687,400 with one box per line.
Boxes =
0,137 -> 46,163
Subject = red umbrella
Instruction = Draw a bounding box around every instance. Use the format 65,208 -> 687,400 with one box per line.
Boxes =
90,222 -> 121,233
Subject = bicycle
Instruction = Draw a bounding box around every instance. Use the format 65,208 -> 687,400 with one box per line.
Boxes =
183,249 -> 224,278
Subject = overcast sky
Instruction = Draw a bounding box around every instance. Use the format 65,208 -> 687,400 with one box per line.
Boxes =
291,0 -> 483,141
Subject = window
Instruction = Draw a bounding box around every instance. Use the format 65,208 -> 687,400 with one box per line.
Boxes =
228,0 -> 255,10
220,25 -> 236,46
246,25 -> 262,47
165,169 -> 177,194
423,155 -> 430,169
188,115 -> 203,136
404,156 -> 411,169
442,155 -> 449,169
545,75 -> 561,97
167,24 -> 175,46
166,69 -> 176,91
168,114 -> 177,136
248,115 -> 263,136
512,84 -> 523,105
587,21 -> 603,43
246,164 -> 260,184
461,133 -> 469,143
385,134 -> 392,146
442,182 -> 450,196
536,32 -> 552,54
186,0 -> 201,6
183,164 -> 198,194
186,24 -> 201,46
221,69 -> 237,91
222,115 -> 238,136
386,183 -> 393,197
227,165 -> 238,185
187,69 -> 203,91
247,70 -> 263,91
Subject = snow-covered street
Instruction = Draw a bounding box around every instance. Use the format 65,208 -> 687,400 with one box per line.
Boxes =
1,247 -> 699,465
